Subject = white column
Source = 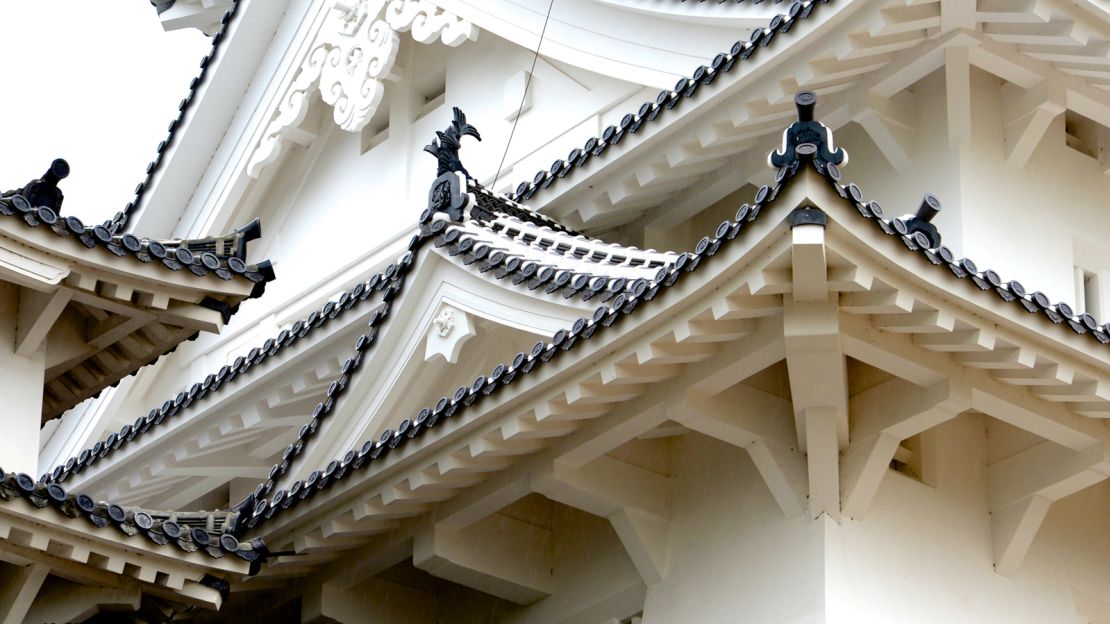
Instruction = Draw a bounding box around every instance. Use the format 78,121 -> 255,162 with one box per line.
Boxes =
0,283 -> 45,475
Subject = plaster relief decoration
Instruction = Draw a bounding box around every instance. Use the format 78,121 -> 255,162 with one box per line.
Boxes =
425,303 -> 476,364
385,0 -> 478,46
247,0 -> 478,179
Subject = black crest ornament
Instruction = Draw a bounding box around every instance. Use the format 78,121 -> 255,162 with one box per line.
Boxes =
4,158 -> 69,212
424,107 -> 482,179
768,91 -> 847,170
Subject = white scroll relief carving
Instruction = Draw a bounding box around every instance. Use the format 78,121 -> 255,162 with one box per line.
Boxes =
385,0 -> 478,46
247,0 -> 477,179
425,304 -> 475,364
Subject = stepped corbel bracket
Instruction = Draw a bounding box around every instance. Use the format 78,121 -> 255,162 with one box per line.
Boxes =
768,91 -> 848,170
424,107 -> 482,179
246,0 -> 477,179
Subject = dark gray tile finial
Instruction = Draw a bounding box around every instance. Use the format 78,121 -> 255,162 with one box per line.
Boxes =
896,194 -> 943,249
6,158 -> 69,213
769,91 -> 847,170
423,107 -> 482,179
788,206 -> 827,228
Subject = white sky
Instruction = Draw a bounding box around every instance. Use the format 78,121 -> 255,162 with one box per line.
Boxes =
0,2 -> 211,224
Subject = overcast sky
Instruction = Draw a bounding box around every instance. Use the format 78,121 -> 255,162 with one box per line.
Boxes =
0,3 -> 211,224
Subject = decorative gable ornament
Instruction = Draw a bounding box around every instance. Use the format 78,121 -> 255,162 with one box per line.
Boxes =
247,0 -> 478,179
425,303 -> 475,364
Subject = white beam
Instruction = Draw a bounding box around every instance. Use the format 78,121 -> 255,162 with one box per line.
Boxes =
988,441 -> 1110,576
23,581 -> 140,624
677,390 -> 806,518
852,91 -> 915,172
414,514 -> 554,605
15,287 -> 71,358
0,563 -> 48,624
609,507 -> 668,586
945,45 -> 973,147
992,495 -> 1052,578
1002,77 -> 1066,168
971,387 -> 1101,451
537,457 -> 670,522
784,298 -> 849,450
688,315 -> 786,396
791,224 -> 828,302
987,441 -> 1110,511
805,407 -> 840,520
842,379 -> 969,517
302,577 -> 436,624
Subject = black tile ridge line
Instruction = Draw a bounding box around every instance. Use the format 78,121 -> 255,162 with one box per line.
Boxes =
72,187 -> 673,530
808,158 -> 1110,347
0,469 -> 266,562
231,161 -> 803,539
502,0 -> 830,205
0,195 -> 274,293
225,223 -> 457,524
437,218 -> 671,305
452,216 -> 675,275
44,239 -> 422,486
467,180 -> 583,237
108,0 -> 243,235
250,206 -> 678,505
237,149 -> 1110,540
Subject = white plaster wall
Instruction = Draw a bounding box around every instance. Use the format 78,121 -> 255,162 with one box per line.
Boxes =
208,31 -> 642,333
642,434 -> 827,624
629,422 -> 1109,624
827,416 -> 1084,624
507,506 -> 645,624
956,69 -> 1110,308
834,68 -> 1110,311
833,71 -> 965,256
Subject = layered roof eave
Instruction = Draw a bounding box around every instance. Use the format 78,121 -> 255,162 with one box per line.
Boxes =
237,144 -> 1110,564
0,191 -> 274,421
501,0 -> 1110,233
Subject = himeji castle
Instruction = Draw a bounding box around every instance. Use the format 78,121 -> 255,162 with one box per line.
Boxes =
0,0 -> 1108,621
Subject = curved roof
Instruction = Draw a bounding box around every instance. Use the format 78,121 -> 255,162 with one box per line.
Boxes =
0,184 -> 274,421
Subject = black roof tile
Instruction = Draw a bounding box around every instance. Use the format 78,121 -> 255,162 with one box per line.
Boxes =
233,93 -> 1109,542
39,91 -> 1109,575
0,468 -> 265,562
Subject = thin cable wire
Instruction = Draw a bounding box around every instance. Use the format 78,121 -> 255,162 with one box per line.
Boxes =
492,0 -> 556,195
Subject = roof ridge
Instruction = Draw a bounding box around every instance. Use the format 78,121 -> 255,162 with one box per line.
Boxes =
108,0 -> 242,234
233,97 -> 1110,543
503,0 -> 828,205
230,172 -> 772,535
44,243 -> 416,483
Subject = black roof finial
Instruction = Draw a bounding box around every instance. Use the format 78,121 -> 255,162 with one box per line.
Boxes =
894,194 -> 943,250
4,158 -> 69,213
769,91 -> 847,170
424,107 -> 482,179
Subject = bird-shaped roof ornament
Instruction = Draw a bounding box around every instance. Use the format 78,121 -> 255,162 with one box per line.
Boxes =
424,107 -> 482,179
